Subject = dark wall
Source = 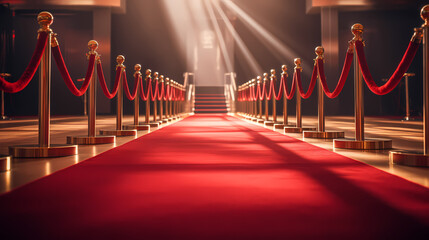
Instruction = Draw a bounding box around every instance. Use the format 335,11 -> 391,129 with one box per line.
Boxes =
111,0 -> 187,115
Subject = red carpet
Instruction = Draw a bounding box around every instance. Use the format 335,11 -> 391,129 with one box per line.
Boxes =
1,114 -> 429,239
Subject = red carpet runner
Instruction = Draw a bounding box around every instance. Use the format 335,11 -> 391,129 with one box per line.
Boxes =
1,114 -> 429,239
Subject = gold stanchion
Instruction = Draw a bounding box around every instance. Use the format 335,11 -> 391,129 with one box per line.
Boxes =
0,73 -> 11,120
164,77 -> 172,121
250,78 -> 258,121
304,47 -> 345,139
67,40 -> 115,144
100,55 -> 137,137
159,75 -> 168,123
334,24 -> 391,149
9,12 -> 77,158
152,72 -> 162,125
256,76 -> 265,123
284,58 -> 316,133
263,73 -> 270,123
274,65 -> 290,129
265,69 -> 279,126
402,73 -> 416,121
124,64 -> 150,131
390,6 -> 429,166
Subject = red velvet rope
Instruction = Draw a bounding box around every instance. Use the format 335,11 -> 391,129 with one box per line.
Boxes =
122,70 -> 139,101
274,77 -> 284,101
97,61 -> 122,99
266,81 -> 273,100
157,82 -> 164,101
0,32 -> 48,93
355,40 -> 420,95
139,77 -> 151,101
283,73 -> 296,100
259,82 -> 266,101
296,65 -> 317,99
150,80 -> 159,101
256,82 -> 261,100
251,85 -> 256,101
317,51 -> 353,98
52,45 -> 95,97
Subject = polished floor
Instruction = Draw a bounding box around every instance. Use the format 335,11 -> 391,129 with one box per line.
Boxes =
0,114 -> 428,194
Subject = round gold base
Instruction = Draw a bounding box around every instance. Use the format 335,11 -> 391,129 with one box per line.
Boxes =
303,131 -> 345,139
389,150 -> 429,167
273,123 -> 295,129
251,118 -> 259,122
67,135 -> 116,145
148,122 -> 160,128
284,126 -> 316,133
99,129 -> 137,137
334,138 -> 392,150
244,116 -> 253,120
124,125 -> 150,131
161,119 -> 169,124
0,155 -> 11,171
9,144 -> 77,158
256,119 -> 265,124
263,120 -> 273,126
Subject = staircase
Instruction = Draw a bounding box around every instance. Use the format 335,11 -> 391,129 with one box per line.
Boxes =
194,86 -> 228,114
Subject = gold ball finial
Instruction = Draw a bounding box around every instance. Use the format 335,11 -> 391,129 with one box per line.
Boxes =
116,55 -> 125,64
37,11 -> 53,31
88,40 -> 99,52
294,58 -> 302,71
159,75 -> 164,82
154,72 -> 159,78
351,23 -> 364,41
421,5 -> 429,26
134,64 -> 141,71
256,76 -> 261,83
145,69 -> 152,77
270,69 -> 276,75
315,46 -> 324,57
281,65 -> 287,72
263,72 -> 268,78
166,77 -> 170,84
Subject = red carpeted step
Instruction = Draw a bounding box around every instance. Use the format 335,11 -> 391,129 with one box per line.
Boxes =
1,114 -> 429,239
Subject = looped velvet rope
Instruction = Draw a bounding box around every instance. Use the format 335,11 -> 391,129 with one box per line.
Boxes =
0,32 -> 48,93
139,77 -> 151,101
122,70 -> 139,101
52,44 -> 96,97
150,80 -> 159,101
355,39 -> 420,95
316,51 -> 354,98
295,65 -> 317,99
282,73 -> 296,100
97,60 -> 122,99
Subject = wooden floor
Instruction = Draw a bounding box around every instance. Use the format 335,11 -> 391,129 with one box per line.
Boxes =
0,114 -> 428,194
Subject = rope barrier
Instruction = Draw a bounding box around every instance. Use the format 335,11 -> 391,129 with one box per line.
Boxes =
0,32 -> 48,93
140,76 -> 151,101
282,70 -> 296,100
295,63 -> 317,99
51,42 -> 96,97
355,37 -> 421,95
150,77 -> 159,101
122,70 -> 139,101
316,47 -> 354,98
273,74 -> 284,101
96,60 -> 122,99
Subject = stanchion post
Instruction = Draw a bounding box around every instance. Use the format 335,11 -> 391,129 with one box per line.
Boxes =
145,69 -> 151,124
271,69 -> 277,122
352,24 -> 365,141
257,76 -> 262,119
165,77 -> 170,120
263,73 -> 269,121
403,73 -> 415,120
282,65 -> 288,126
115,55 -> 125,131
159,75 -> 164,121
88,41 -> 98,137
295,58 -> 302,128
39,14 -> 53,148
252,78 -> 256,118
153,72 -> 158,122
423,13 -> 429,155
0,73 -> 11,120
315,47 -> 325,132
134,64 -> 141,126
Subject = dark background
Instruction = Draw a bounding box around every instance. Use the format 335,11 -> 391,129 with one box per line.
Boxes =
0,0 -> 426,117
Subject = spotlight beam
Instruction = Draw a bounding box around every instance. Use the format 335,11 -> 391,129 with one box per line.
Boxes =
212,0 -> 263,75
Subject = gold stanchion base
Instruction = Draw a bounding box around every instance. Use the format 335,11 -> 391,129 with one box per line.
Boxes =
148,122 -> 160,128
124,125 -> 150,131
251,118 -> 259,122
256,119 -> 265,124
161,119 -> 169,124
273,123 -> 294,129
263,120 -> 273,126
1,116 -> 10,120
0,155 -> 11,172
99,129 -> 137,137
334,138 -> 392,150
66,135 -> 116,145
244,116 -> 253,120
284,126 -> 316,133
303,131 -> 345,139
9,144 -> 77,158
389,150 -> 429,167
